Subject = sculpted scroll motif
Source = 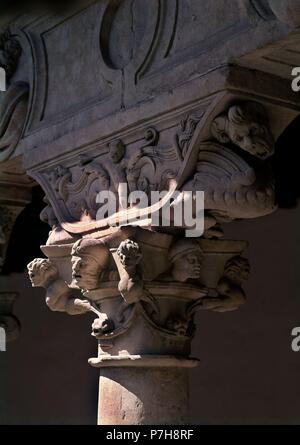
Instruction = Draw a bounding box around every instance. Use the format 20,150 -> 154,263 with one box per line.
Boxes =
37,99 -> 276,238
168,239 -> 204,283
40,127 -> 178,226
181,101 -> 276,224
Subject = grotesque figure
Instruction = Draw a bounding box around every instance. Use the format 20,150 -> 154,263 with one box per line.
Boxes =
71,238 -> 110,291
169,239 -> 203,283
28,258 -> 58,288
117,239 -> 142,271
91,315 -> 115,338
116,239 -> 144,305
109,139 -> 126,165
201,256 -> 250,312
166,317 -> 190,337
27,258 -> 91,315
211,102 -> 274,159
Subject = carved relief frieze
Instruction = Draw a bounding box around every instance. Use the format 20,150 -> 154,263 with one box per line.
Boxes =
27,223 -> 249,363
36,126 -> 179,230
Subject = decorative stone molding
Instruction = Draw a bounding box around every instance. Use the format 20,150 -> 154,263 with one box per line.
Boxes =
30,98 -> 277,239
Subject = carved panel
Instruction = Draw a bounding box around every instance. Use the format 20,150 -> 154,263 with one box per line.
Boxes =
26,2 -> 122,132
31,97 -> 277,236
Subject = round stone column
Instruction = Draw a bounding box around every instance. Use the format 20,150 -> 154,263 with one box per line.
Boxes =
97,360 -> 193,425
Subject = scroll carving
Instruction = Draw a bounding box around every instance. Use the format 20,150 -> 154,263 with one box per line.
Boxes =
0,30 -> 22,80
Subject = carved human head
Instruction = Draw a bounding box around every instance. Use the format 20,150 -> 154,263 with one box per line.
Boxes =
224,256 -> 250,284
71,238 -> 110,290
211,102 -> 274,159
169,239 -> 203,282
108,139 -> 125,164
117,239 -> 142,270
27,258 -> 58,288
